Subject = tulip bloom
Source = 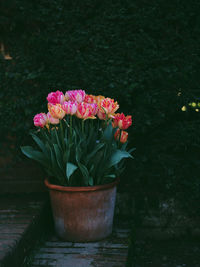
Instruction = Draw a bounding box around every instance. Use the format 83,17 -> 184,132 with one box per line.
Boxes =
47,90 -> 65,105
112,113 -> 132,130
84,94 -> 96,104
90,103 -> 98,116
97,110 -> 106,120
76,102 -> 96,119
47,112 -> 59,125
98,97 -> 119,120
62,101 -> 78,115
48,104 -> 65,119
95,95 -> 105,107
33,113 -> 48,128
114,129 -> 128,143
65,90 -> 85,103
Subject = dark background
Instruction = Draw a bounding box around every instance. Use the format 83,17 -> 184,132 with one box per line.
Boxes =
0,0 -> 200,217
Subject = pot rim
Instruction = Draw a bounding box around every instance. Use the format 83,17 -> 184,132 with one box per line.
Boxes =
44,178 -> 120,192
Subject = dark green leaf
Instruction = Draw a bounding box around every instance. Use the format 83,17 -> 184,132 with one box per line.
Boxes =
30,133 -> 48,157
108,149 -> 133,168
21,146 -> 47,166
66,162 -> 78,180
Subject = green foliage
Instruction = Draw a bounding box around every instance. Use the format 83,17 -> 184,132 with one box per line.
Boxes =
0,0 -> 200,213
21,120 -> 133,186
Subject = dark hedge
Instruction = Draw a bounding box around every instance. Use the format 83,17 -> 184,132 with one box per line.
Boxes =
0,0 -> 200,214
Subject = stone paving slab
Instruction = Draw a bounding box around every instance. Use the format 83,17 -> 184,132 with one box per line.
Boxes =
0,194 -> 49,267
30,225 -> 130,267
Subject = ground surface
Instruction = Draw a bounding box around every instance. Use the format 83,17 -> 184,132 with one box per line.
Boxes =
25,223 -> 130,267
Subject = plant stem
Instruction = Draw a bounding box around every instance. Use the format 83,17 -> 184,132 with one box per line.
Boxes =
82,120 -> 85,135
70,115 -> 73,144
60,120 -> 64,149
118,129 -> 122,148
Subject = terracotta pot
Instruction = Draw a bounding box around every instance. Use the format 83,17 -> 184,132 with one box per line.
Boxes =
45,178 -> 119,242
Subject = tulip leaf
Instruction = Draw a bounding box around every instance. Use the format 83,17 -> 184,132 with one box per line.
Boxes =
66,162 -> 78,180
128,147 -> 136,154
108,149 -> 133,168
21,146 -> 47,166
77,161 -> 89,185
104,174 -> 116,178
88,176 -> 94,186
54,128 -> 62,150
30,133 -> 48,157
53,144 -> 63,170
86,143 -> 105,163
102,122 -> 114,141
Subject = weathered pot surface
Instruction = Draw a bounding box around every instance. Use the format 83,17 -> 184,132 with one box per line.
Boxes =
45,178 -> 119,242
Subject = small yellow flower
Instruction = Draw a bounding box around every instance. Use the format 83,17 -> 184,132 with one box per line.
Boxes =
181,106 -> 187,111
191,102 -> 196,107
198,103 -> 200,107
195,109 -> 199,112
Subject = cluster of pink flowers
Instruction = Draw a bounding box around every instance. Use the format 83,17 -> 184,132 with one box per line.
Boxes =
33,89 -> 132,143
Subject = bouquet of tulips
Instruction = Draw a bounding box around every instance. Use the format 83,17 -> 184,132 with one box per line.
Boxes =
21,90 -> 134,186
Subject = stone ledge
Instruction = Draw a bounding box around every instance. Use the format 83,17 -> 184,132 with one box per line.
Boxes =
0,194 -> 50,267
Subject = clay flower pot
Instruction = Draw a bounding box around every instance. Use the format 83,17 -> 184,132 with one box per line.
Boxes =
45,178 -> 119,242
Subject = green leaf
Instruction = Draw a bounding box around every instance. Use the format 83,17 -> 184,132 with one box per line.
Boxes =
66,162 -> 78,180
104,174 -> 116,178
102,122 -> 114,141
86,143 -> 105,162
108,149 -> 133,168
21,146 -> 47,166
53,144 -> 63,170
54,128 -> 62,150
77,161 -> 89,185
50,149 -> 58,174
88,176 -> 94,186
30,133 -> 48,157
128,147 -> 136,154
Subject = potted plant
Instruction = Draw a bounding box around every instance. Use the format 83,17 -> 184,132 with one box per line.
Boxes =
21,90 -> 134,242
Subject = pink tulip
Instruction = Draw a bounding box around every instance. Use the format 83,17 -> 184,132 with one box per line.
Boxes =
62,101 -> 78,115
47,90 -> 65,105
48,103 -> 66,119
76,102 -> 94,119
97,110 -> 107,120
47,112 -> 59,125
84,94 -> 96,104
97,97 -> 119,120
65,90 -> 85,103
90,103 -> 98,116
112,113 -> 132,130
100,97 -> 119,114
114,129 -> 128,143
33,113 -> 48,128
